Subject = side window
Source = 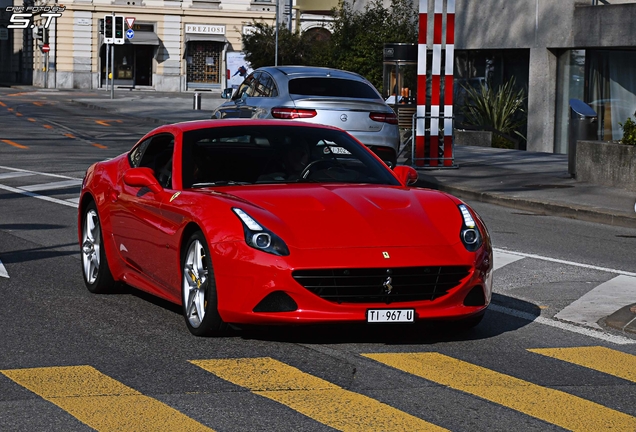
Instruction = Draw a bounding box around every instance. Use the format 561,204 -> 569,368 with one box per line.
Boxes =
128,138 -> 152,168
233,73 -> 257,100
137,133 -> 175,188
257,73 -> 274,97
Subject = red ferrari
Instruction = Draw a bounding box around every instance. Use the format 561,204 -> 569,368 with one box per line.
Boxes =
78,120 -> 492,336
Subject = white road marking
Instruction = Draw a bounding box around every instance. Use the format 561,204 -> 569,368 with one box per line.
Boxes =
493,248 -> 636,277
0,172 -> 34,180
66,197 -> 81,205
490,304 -> 636,345
493,250 -> 524,271
0,259 -> 8,278
555,275 -> 636,329
21,179 -> 82,192
0,183 -> 78,208
0,165 -> 79,180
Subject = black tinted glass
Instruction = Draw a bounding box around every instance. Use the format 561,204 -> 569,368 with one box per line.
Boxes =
288,78 -> 381,99
181,125 -> 398,188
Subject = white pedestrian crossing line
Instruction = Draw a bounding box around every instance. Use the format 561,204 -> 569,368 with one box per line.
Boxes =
0,258 -> 8,278
0,165 -> 78,180
0,172 -> 34,180
493,250 -> 524,270
490,304 -> 636,345
20,179 -> 82,192
555,275 -> 636,329
493,248 -> 636,277
0,183 -> 78,208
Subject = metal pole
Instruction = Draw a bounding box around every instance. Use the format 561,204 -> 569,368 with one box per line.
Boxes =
287,0 -> 293,31
275,0 -> 279,66
110,12 -> 115,100
44,52 -> 48,88
105,43 -> 110,91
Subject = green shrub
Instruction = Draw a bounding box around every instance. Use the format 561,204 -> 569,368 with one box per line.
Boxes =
461,78 -> 527,149
619,112 -> 636,145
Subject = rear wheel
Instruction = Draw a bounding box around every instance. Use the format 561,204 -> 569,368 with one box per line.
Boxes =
81,202 -> 115,293
182,231 -> 226,336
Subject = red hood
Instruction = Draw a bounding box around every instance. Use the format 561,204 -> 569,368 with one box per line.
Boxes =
203,184 -> 463,249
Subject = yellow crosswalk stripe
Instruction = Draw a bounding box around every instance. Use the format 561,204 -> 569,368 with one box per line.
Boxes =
191,357 -> 447,432
529,346 -> 636,383
1,365 -> 213,432
363,352 -> 636,432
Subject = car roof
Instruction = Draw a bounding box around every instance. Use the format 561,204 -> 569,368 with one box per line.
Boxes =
257,66 -> 366,81
146,119 -> 347,135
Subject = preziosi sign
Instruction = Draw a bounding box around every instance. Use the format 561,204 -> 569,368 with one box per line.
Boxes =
185,24 -> 225,35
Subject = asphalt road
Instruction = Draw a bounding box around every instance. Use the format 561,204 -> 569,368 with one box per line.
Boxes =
1,88 -> 636,432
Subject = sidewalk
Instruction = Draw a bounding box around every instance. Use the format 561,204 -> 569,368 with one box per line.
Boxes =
37,88 -> 636,334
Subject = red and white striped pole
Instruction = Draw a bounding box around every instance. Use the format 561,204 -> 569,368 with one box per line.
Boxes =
443,0 -> 455,166
429,0 -> 443,167
415,0 -> 455,167
415,0 -> 428,167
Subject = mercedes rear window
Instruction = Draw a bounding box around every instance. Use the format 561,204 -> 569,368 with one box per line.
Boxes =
288,78 -> 381,99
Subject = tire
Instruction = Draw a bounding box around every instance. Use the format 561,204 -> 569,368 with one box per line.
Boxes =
81,201 -> 116,293
181,231 -> 227,336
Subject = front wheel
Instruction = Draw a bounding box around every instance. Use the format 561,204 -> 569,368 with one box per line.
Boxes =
181,231 -> 227,336
81,202 -> 115,293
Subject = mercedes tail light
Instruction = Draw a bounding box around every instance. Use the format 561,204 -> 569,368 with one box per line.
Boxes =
271,107 -> 317,119
369,112 -> 398,125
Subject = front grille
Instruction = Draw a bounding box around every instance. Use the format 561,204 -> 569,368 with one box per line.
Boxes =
292,266 -> 471,304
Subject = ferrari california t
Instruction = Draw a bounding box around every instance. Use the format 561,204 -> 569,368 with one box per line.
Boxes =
78,120 -> 492,336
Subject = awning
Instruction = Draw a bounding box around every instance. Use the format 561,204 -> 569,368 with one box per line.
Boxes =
185,34 -> 227,43
125,31 -> 161,46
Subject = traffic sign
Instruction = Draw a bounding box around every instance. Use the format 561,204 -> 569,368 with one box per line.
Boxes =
41,44 -> 50,53
126,29 -> 134,39
125,17 -> 135,29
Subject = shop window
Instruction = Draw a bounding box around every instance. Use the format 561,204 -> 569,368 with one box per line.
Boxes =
186,42 -> 222,84
586,50 -> 636,141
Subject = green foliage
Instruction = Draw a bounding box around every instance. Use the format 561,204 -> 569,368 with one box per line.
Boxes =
619,112 -> 636,145
461,78 -> 527,149
241,22 -> 316,68
239,0 -> 418,92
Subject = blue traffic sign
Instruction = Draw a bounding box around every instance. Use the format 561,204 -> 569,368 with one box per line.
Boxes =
126,29 -> 134,39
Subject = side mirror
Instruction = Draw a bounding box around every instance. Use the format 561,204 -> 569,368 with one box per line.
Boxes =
123,167 -> 163,193
393,165 -> 418,186
222,88 -> 233,99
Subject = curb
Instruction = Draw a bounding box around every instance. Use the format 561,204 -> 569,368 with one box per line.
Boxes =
416,178 -> 636,229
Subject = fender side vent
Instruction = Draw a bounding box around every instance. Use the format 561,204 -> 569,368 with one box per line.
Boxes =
253,291 -> 298,312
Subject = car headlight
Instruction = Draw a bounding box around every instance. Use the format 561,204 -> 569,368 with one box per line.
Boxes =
458,204 -> 482,252
232,208 -> 290,256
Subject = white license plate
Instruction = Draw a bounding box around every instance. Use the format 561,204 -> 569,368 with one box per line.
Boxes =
367,309 -> 415,323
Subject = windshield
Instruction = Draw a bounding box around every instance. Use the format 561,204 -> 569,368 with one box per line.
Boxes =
181,125 -> 399,188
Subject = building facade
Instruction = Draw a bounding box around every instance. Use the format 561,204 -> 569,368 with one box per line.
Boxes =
453,0 -> 636,152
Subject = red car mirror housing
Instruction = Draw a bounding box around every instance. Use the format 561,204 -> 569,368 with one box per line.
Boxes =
393,165 -> 418,186
123,167 -> 163,193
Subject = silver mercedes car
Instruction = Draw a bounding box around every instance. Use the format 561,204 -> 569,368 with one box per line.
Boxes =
212,66 -> 400,167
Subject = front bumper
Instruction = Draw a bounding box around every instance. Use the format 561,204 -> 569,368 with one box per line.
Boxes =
211,241 -> 492,325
